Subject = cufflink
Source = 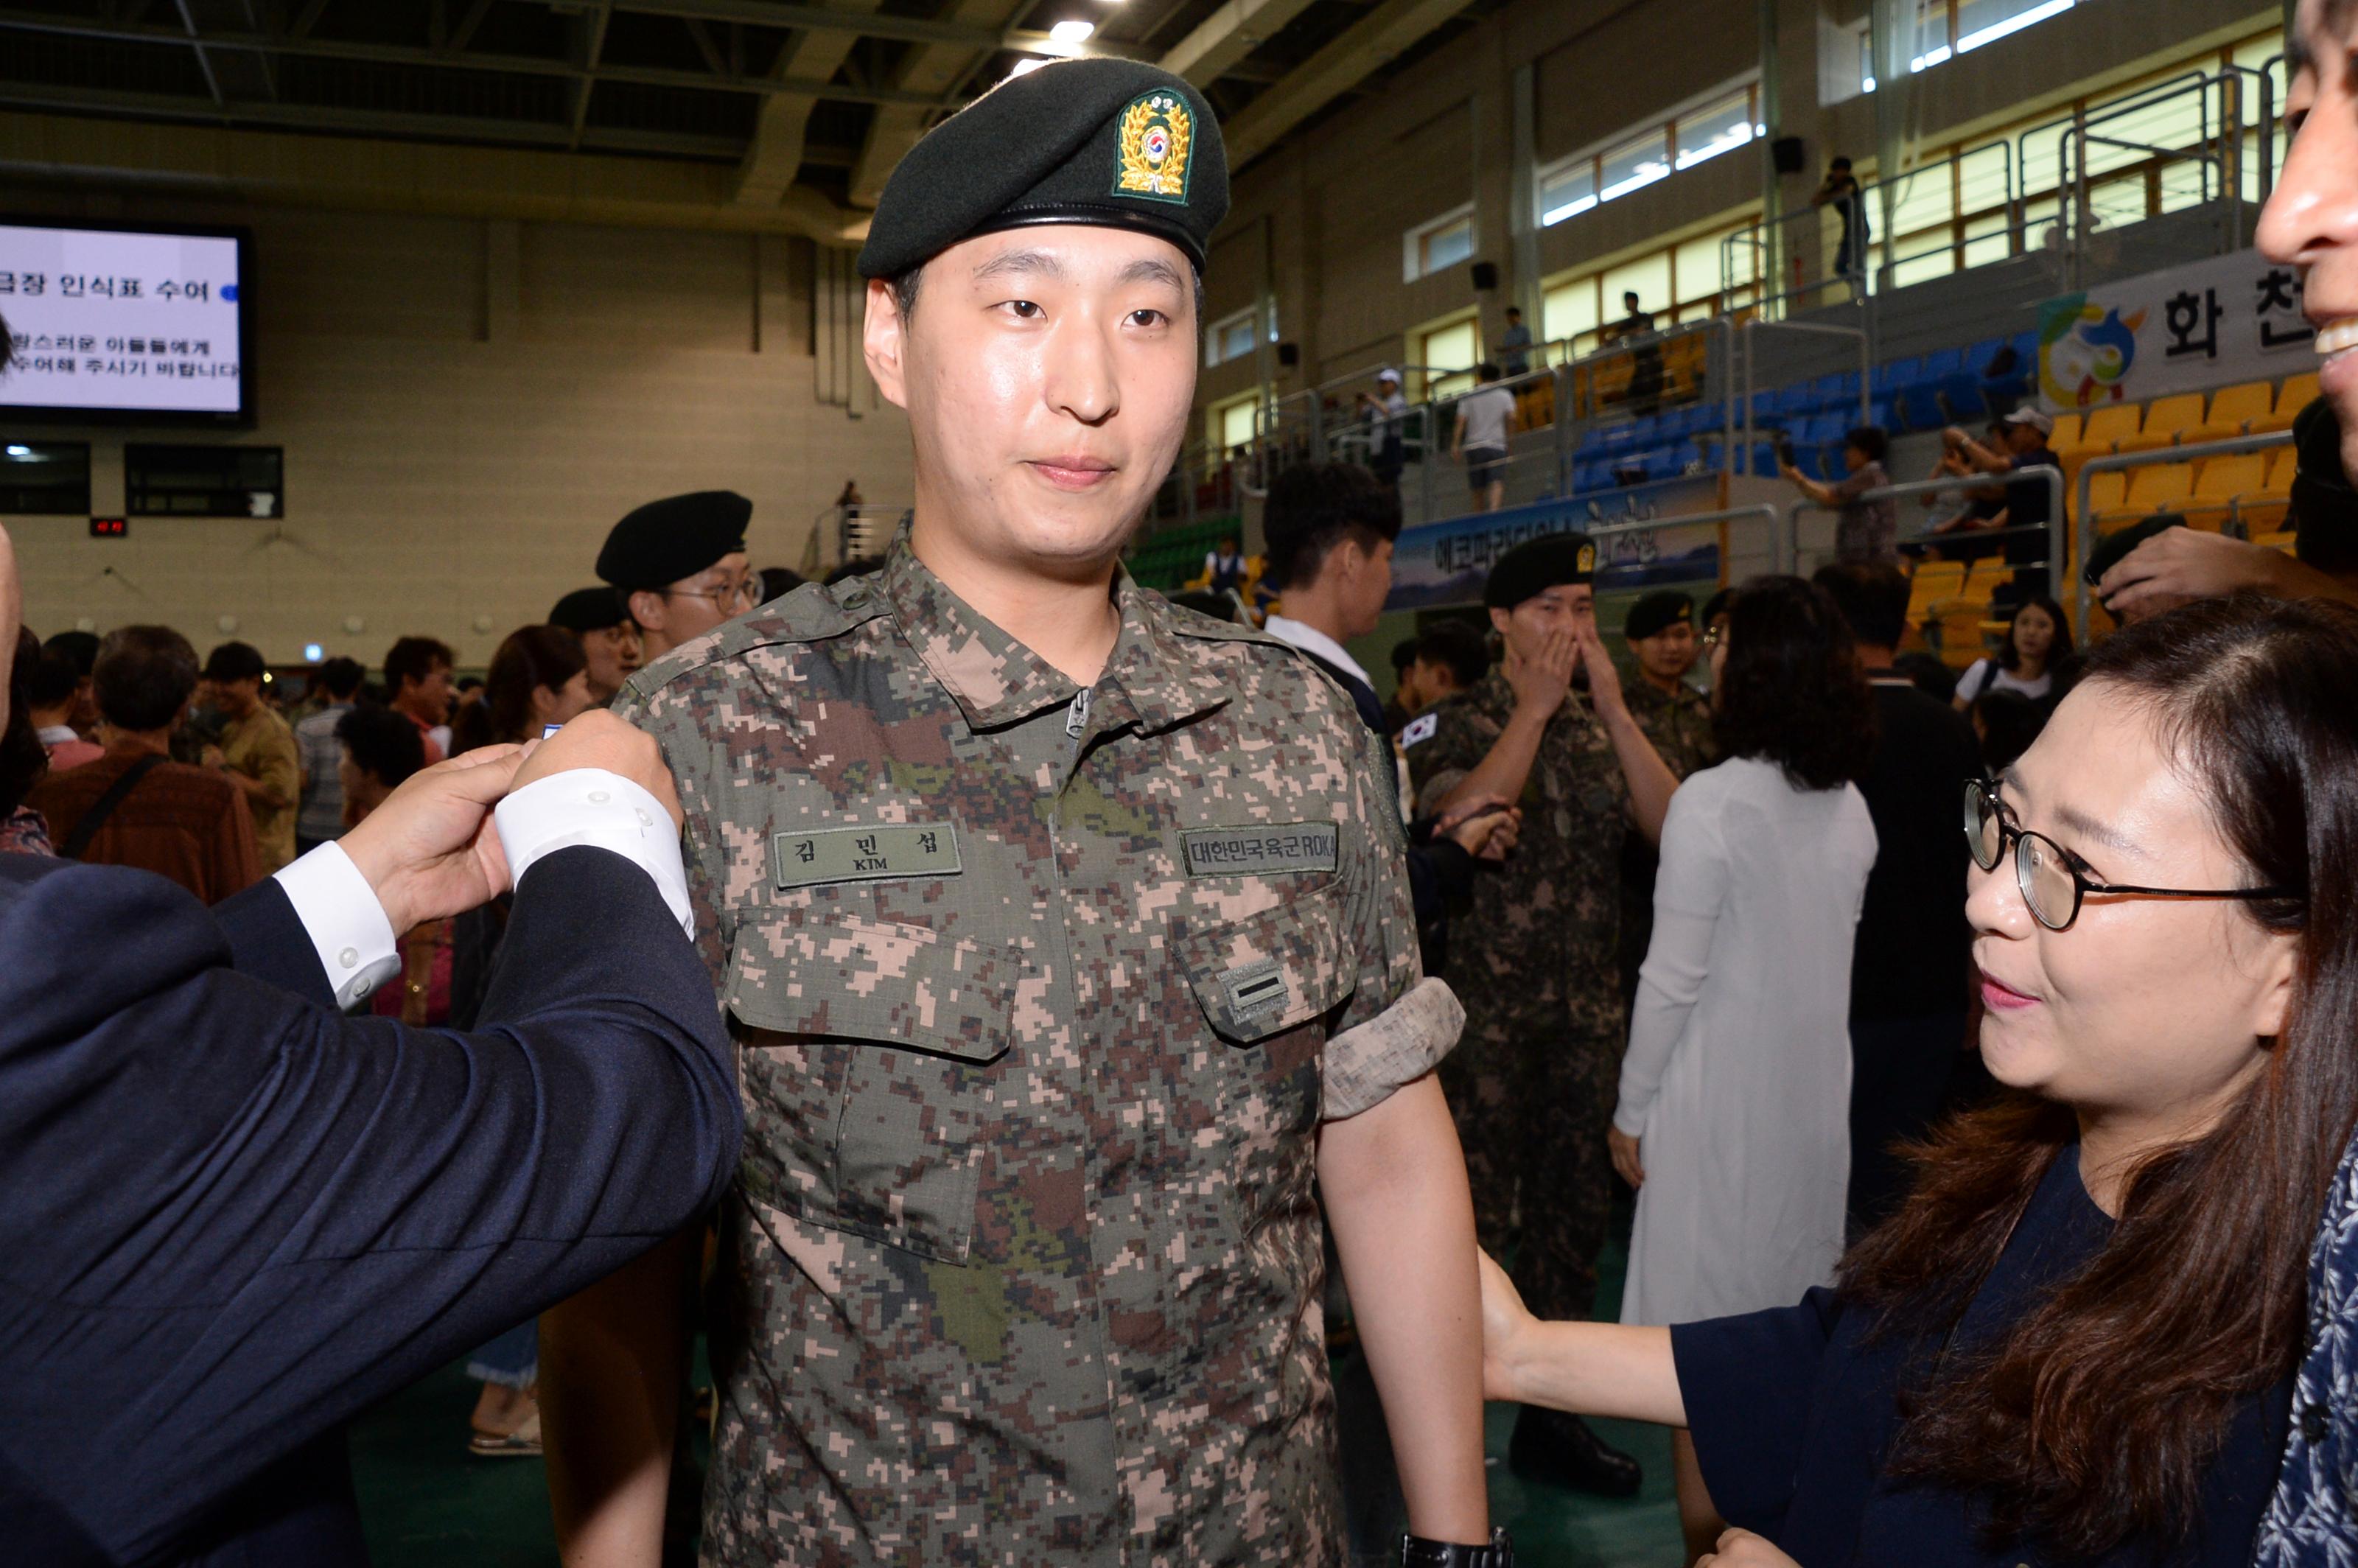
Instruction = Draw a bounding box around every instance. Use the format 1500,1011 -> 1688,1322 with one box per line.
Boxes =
338,947 -> 359,970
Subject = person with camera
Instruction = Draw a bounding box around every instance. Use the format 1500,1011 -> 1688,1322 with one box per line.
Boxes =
1780,426 -> 1897,564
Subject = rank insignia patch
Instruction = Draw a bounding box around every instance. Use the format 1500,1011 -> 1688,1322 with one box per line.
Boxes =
1114,90 -> 1194,203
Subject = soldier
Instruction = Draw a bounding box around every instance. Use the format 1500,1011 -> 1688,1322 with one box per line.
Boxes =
1402,533 -> 1679,1497
545,57 -> 1502,1568
596,491 -> 761,664
1615,589 -> 1715,1008
549,585 -> 643,706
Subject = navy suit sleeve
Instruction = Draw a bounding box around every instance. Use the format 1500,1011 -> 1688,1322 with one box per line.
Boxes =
1670,1288 -> 1847,1537
0,846 -> 740,1567
215,875 -> 339,1009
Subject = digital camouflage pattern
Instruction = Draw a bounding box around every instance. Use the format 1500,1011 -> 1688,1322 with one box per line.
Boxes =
1623,678 -> 1714,780
1403,668 -> 1633,1323
1618,679 -> 1716,1007
617,539 -> 1447,1567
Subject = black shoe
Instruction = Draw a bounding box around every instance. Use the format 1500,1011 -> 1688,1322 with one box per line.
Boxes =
1508,1404 -> 1642,1497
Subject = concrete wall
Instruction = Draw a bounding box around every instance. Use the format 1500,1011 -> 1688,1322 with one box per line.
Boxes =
1206,0 -> 2280,422
2,196 -> 911,667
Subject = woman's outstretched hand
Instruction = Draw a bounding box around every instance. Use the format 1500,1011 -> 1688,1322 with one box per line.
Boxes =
1696,1528 -> 1801,1567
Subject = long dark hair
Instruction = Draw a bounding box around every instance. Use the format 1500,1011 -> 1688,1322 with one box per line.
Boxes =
452,625 -> 585,750
1998,595 -> 2074,673
1,627 -> 48,819
1710,575 -> 1875,789
1842,592 -> 2358,1558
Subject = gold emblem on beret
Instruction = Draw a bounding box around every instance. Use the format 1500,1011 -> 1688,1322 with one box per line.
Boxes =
1577,542 -> 1597,575
1115,90 -> 1193,205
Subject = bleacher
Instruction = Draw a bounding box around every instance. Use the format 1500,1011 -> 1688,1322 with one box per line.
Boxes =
1897,371 -> 2312,665
1567,330 -> 2043,491
1125,514 -> 1241,592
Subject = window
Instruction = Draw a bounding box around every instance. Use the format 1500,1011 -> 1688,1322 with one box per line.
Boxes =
0,440 -> 91,515
1541,212 -> 1763,360
1537,76 -> 1760,230
1405,207 -> 1476,282
1673,86 -> 1755,172
1206,393 -> 1259,458
125,444 -> 283,518
1539,161 -> 1598,227
1853,0 -> 2078,91
1205,306 -> 1263,368
1418,317 -> 1480,400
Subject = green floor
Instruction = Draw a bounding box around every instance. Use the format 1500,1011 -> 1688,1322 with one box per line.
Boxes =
352,1240 -> 1680,1567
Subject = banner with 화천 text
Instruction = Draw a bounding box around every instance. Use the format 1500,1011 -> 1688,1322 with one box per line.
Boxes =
2037,248 -> 2316,411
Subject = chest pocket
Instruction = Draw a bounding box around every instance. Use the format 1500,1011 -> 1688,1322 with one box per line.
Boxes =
1175,883 -> 1356,1144
724,904 -> 1020,1265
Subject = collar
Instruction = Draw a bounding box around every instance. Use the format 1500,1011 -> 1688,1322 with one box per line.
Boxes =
35,725 -> 79,746
880,538 -> 1229,736
1262,615 -> 1373,689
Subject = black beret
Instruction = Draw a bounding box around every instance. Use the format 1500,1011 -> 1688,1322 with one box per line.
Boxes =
1622,589 -> 1694,643
595,491 -> 752,591
549,585 -> 631,634
858,57 -> 1228,280
1484,532 -> 1597,610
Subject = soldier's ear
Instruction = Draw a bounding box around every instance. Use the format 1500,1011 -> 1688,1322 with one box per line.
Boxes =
864,278 -> 912,412
627,589 -> 668,637
1488,606 -> 1514,640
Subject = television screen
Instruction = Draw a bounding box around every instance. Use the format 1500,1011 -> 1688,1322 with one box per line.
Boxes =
0,219 -> 251,425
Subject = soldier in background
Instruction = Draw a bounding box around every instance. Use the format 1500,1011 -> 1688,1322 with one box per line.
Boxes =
1403,533 -> 1679,1498
1616,589 -> 1716,1007
595,491 -> 760,665
548,586 -> 643,707
545,57 -> 1500,1568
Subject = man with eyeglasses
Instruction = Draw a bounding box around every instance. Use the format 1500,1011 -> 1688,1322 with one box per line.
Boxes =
596,491 -> 760,664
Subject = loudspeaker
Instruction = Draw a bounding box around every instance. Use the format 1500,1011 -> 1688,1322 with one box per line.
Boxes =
1470,260 -> 1500,291
1771,136 -> 1807,175
1277,342 -> 1300,368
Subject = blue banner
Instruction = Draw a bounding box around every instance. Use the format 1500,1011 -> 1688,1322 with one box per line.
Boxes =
1386,472 -> 1729,611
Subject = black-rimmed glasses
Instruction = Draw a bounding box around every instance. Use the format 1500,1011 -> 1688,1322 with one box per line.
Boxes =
1962,778 -> 2298,931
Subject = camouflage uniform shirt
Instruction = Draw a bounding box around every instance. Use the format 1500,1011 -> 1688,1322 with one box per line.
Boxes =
619,540 -> 1446,1567
1623,677 -> 1714,779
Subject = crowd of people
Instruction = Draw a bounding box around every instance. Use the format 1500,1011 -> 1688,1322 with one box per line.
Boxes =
5,15 -> 2358,1568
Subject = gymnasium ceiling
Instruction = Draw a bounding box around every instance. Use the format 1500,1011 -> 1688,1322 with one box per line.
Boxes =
0,0 -> 1508,228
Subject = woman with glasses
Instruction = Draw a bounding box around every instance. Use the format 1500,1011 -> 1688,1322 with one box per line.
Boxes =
1481,592 -> 2347,1568
1609,576 -> 1878,1560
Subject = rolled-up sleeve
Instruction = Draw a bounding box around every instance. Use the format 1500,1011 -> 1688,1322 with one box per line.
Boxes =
1322,976 -> 1463,1120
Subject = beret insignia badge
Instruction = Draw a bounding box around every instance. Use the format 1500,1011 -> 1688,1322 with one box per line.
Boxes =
1577,542 -> 1597,575
1115,90 -> 1193,204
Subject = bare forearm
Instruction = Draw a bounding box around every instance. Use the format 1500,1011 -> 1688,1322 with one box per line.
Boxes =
1497,1319 -> 1685,1427
1320,1075 -> 1488,1544
543,1233 -> 690,1568
1437,710 -> 1547,817
225,767 -> 293,811
1602,707 -> 1679,845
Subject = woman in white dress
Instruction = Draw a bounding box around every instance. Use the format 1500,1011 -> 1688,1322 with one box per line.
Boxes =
1608,574 -> 1880,1560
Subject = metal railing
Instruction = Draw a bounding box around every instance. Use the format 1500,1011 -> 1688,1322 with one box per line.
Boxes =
2071,430 -> 2295,630
1785,465 -> 2064,582
800,503 -> 907,577
1738,315 -> 1870,477
1721,64 -> 2280,318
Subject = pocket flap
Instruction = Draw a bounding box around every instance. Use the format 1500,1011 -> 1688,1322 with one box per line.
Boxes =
724,911 -> 1017,1063
1177,886 -> 1357,1043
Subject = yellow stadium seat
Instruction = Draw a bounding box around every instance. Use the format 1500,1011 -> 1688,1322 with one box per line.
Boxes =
2125,462 -> 2196,509
1906,560 -> 1966,620
2184,454 -> 2268,532
2183,381 -> 2274,444
2047,411 -> 2085,447
2254,529 -> 2296,551
2082,470 -> 2129,517
2116,393 -> 2204,455
2278,371 -> 2321,415
2080,403 -> 2144,449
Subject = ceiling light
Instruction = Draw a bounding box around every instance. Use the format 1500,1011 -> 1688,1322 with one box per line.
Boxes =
1050,18 -> 1095,42
1010,56 -> 1048,75
4,444 -> 30,458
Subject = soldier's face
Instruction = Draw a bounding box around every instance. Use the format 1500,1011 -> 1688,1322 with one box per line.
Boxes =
2262,0 -> 2358,480
868,227 -> 1197,575
1633,620 -> 1697,682
1492,583 -> 1594,659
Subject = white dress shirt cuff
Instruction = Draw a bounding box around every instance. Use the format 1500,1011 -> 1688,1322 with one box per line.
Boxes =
494,769 -> 693,937
274,841 -> 404,1011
